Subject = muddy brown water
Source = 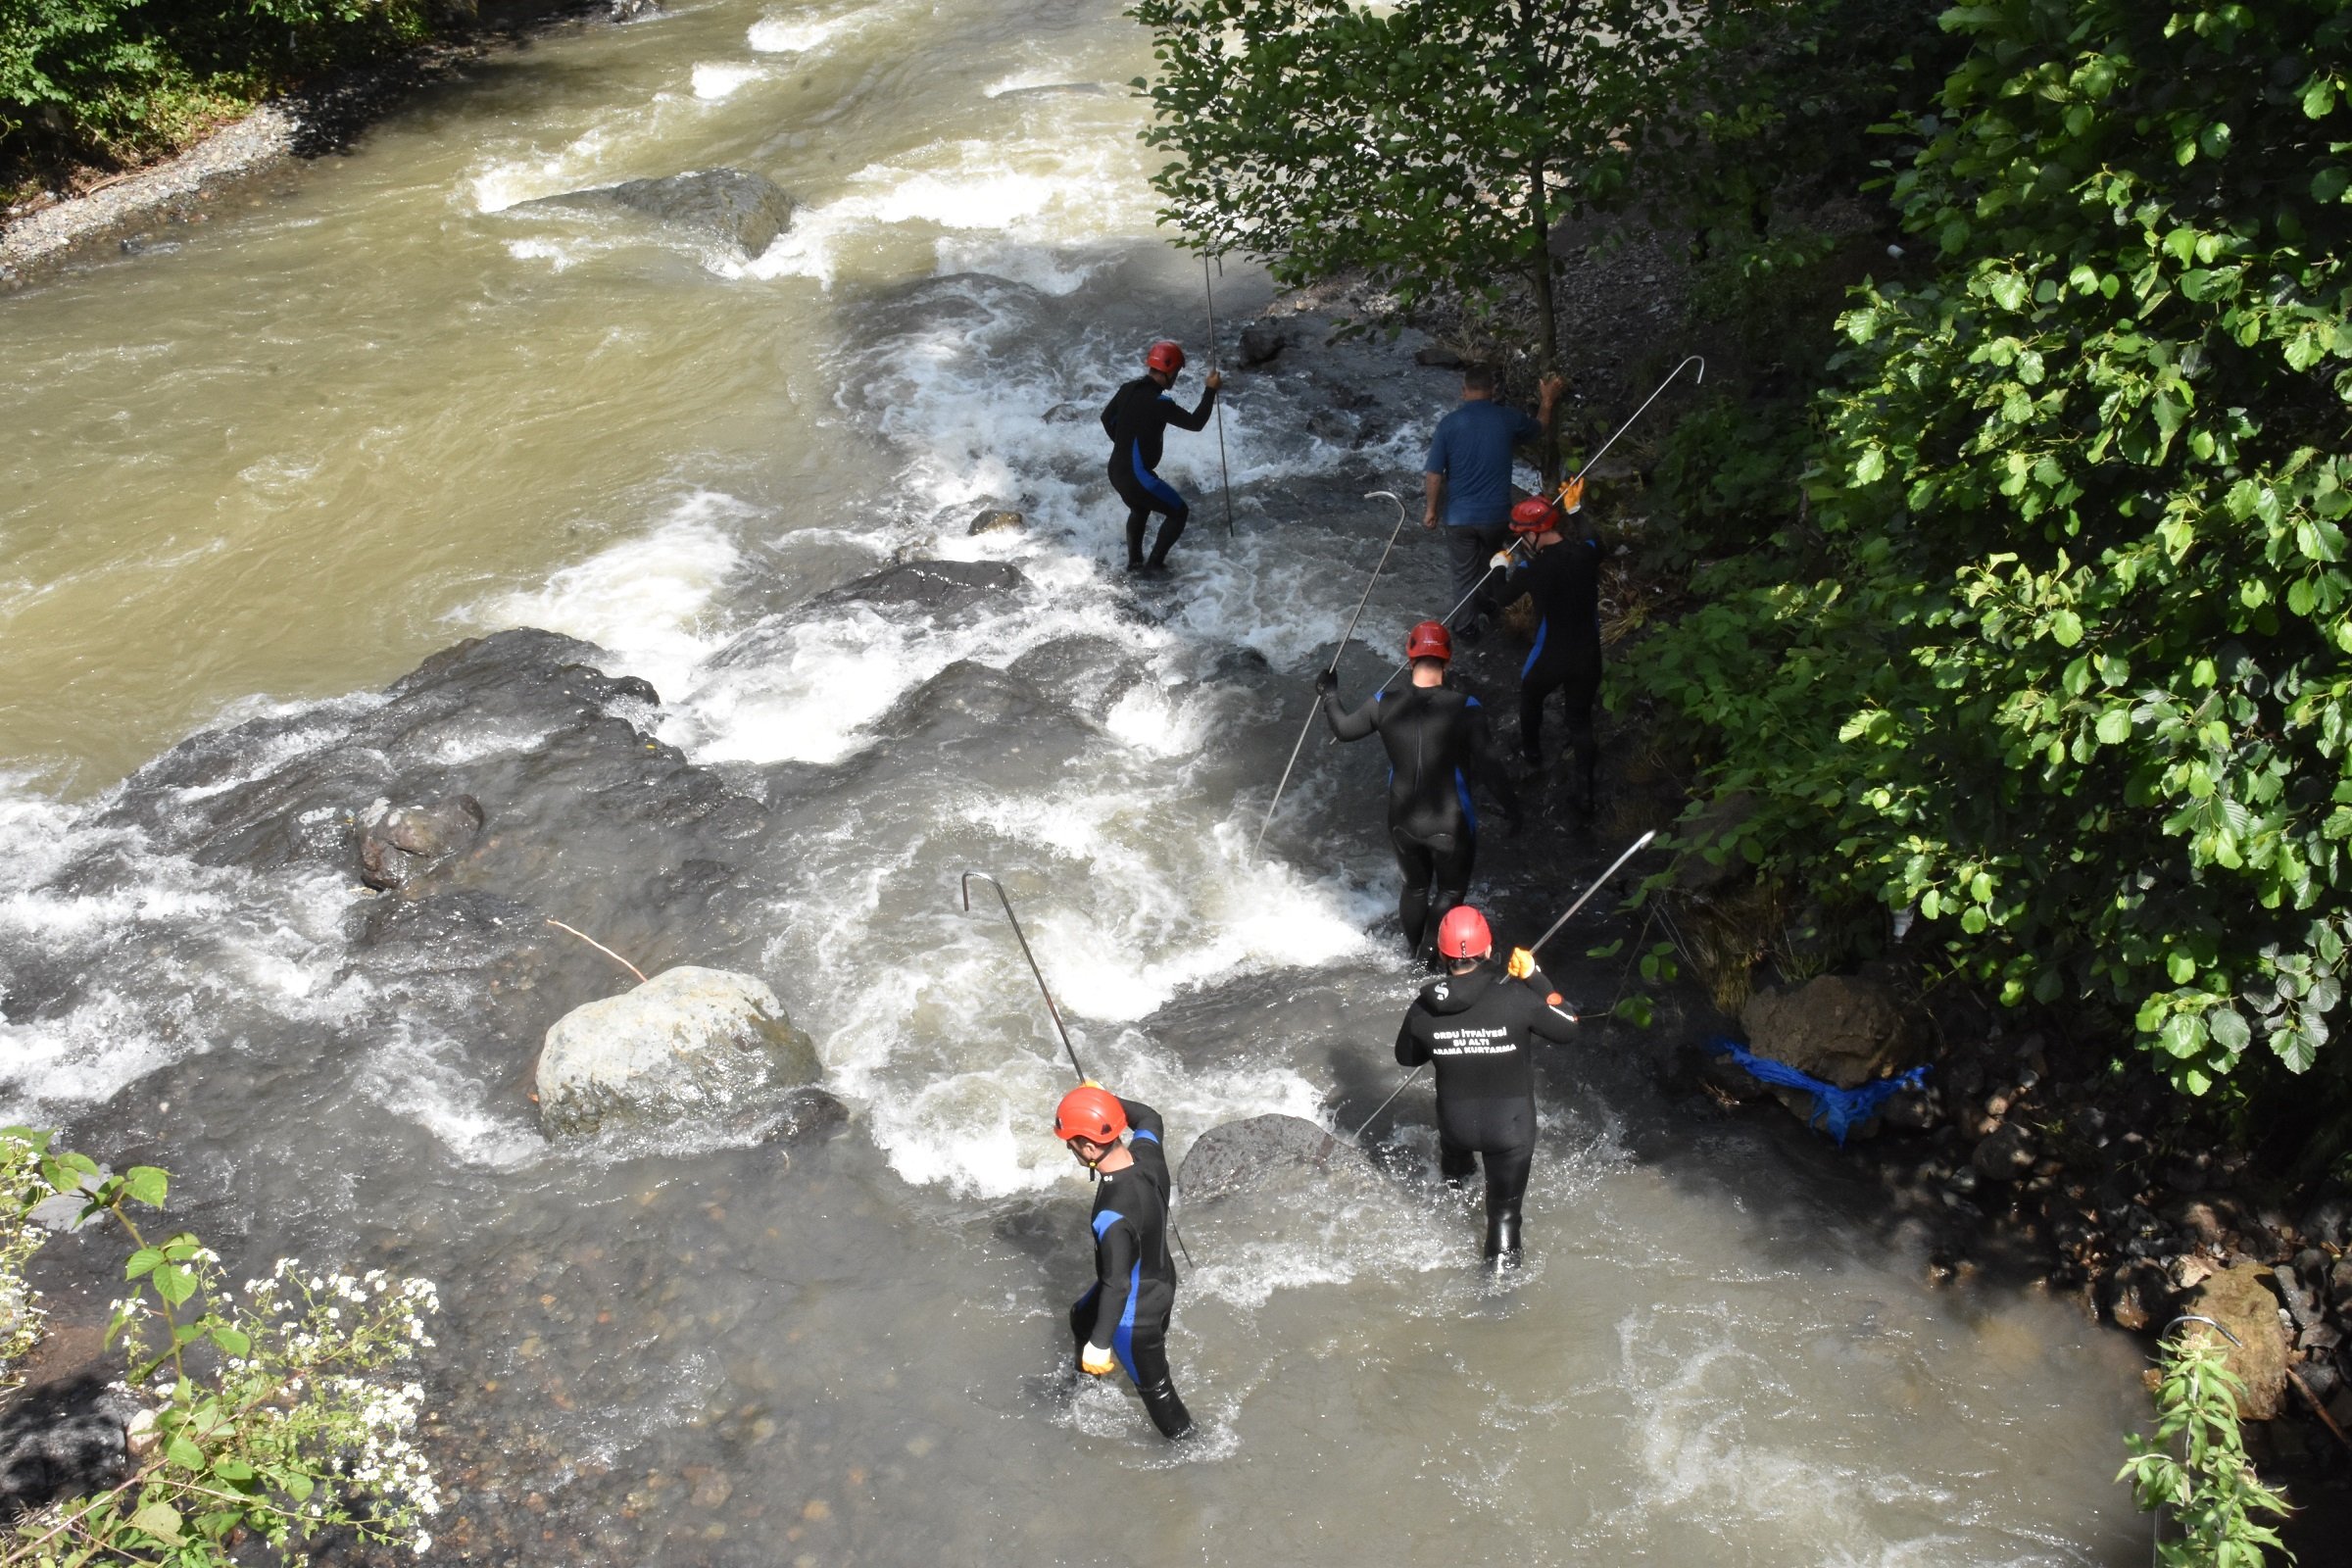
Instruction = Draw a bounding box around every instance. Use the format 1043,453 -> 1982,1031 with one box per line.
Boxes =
2,2 -> 2151,1562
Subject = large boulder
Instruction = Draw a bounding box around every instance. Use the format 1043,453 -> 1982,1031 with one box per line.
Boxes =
1177,1113 -> 1378,1204
2180,1262 -> 2290,1420
1738,974 -> 1913,1092
535,966 -> 819,1137
0,1375 -> 142,1518
523,169 -> 795,258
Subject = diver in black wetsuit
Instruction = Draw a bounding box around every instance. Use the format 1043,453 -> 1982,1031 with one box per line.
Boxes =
1101,339 -> 1221,574
1316,618 -> 1520,956
1054,1084 -> 1193,1440
1504,490 -> 1603,813
1394,904 -> 1581,1271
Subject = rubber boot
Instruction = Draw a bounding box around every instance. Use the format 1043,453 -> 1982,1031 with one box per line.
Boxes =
1135,1373 -> 1195,1440
1483,1206 -> 1523,1273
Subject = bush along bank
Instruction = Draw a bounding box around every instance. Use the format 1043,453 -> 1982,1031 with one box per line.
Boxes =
0,0 -> 640,209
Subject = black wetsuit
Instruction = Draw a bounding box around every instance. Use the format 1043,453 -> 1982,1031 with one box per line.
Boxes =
1069,1099 -> 1193,1439
1510,533 -> 1603,808
1101,375 -> 1217,568
1394,962 -> 1580,1263
1321,681 -> 1520,954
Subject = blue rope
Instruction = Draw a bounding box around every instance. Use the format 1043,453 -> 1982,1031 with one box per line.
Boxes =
1706,1039 -> 1930,1148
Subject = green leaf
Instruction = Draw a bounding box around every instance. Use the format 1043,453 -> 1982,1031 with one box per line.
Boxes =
121,1165 -> 169,1208
1853,447 -> 1886,484
2166,951 -> 2196,984
153,1263 -> 198,1308
127,1500 -> 182,1543
2096,710 -> 2132,744
207,1325 -> 251,1357
2209,1007 -> 2251,1054
2049,610 -> 2084,647
166,1435 -> 205,1471
124,1247 -> 164,1280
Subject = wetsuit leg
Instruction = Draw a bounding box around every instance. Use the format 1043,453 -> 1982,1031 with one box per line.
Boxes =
1560,649 -> 1601,812
1124,502 -> 1153,568
1480,1141 -> 1534,1268
1145,503 -> 1189,568
1389,826 -> 1439,954
1124,1305 -> 1194,1439
1439,1127 -> 1478,1189
1430,832 -> 1476,932
1520,650 -> 1564,766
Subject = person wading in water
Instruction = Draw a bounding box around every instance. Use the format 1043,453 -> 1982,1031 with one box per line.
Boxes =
1502,487 -> 1604,813
1317,619 -> 1520,958
1056,1084 -> 1194,1439
1101,340 -> 1221,576
1422,365 -> 1566,643
1393,905 -> 1581,1272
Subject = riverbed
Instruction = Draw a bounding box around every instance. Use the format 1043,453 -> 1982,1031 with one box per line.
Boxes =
1,1 -> 2151,1562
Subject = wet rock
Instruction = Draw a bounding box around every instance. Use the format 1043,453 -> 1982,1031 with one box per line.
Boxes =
860,661 -> 1096,780
1238,322 -> 1286,367
1971,1122 -> 2037,1183
2300,1191 -> 2351,1248
535,966 -> 820,1138
609,0 -> 661,18
357,794 -> 484,890
2330,1256 -> 2352,1309
2099,1260 -> 2171,1332
1177,1114 -> 1379,1205
522,170 -> 795,259
1734,974 -> 1914,1116
764,1087 -> 849,1145
1414,345 -> 1465,368
805,558 -> 1027,620
2180,1262 -> 2290,1420
966,508 -> 1024,536
0,1375 -> 142,1517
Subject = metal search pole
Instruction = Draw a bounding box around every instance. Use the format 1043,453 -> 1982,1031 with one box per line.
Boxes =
1203,251 -> 1236,538
1254,489 -> 1415,854
960,871 -> 1086,1083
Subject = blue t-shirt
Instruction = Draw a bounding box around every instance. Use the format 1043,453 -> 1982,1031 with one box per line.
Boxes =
1424,400 -> 1543,526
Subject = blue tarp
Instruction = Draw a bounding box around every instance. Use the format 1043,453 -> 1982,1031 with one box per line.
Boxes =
1706,1039 -> 1930,1148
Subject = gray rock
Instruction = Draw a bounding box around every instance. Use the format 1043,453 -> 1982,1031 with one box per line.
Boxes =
1414,345 -> 1465,368
1971,1121 -> 2036,1182
1177,1113 -> 1376,1204
0,1375 -> 142,1517
806,558 -> 1027,619
357,794 -> 483,891
524,169 -> 795,259
1238,322 -> 1286,367
535,965 -> 820,1137
966,508 -> 1024,536
609,0 -> 662,17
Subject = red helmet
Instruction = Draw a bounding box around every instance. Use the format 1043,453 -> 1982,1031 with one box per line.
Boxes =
1054,1085 -> 1127,1145
1404,619 -> 1452,662
1510,496 -> 1561,534
1437,905 -> 1494,959
1146,340 -> 1186,374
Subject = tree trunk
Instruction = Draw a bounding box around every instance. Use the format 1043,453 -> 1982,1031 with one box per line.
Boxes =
1527,165 -> 1561,488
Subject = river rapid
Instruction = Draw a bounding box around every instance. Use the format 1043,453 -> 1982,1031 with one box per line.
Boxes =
1,1 -> 2153,1562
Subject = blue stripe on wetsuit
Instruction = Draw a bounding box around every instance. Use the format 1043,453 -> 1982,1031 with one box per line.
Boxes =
1132,1129 -> 1158,1144
1131,444 -> 1185,508
1522,619 -> 1549,678
1085,1207 -> 1144,1381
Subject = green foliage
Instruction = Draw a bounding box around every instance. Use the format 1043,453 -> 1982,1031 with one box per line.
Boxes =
0,0 -> 445,171
2118,1329 -> 2293,1566
0,1129 -> 50,1389
0,1128 -> 442,1567
1129,0 -> 1690,365
1632,0 -> 2352,1096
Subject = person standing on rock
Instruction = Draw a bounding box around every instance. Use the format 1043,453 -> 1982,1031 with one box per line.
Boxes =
1101,340 -> 1222,576
1394,905 -> 1581,1272
1423,365 -> 1567,642
1503,489 -> 1603,813
1055,1083 -> 1194,1440
1317,619 -> 1520,958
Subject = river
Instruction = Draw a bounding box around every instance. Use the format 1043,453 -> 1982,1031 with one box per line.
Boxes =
0,1 -> 2150,1562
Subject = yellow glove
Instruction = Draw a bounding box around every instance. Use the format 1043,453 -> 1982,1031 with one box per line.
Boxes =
1557,476 -> 1586,514
1080,1078 -> 1104,1091
1079,1344 -> 1117,1376
1507,947 -> 1537,980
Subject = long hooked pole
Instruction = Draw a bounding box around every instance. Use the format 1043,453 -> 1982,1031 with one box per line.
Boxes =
1576,356 -> 1704,484
1254,489 -> 1414,855
1338,830 -> 1657,1147
960,871 -> 1086,1083
1203,251 -> 1236,538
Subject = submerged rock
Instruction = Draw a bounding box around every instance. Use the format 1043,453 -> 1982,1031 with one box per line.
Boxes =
1238,322 -> 1286,367
535,965 -> 820,1138
966,508 -> 1024,536
1177,1113 -> 1379,1205
808,558 -> 1027,618
523,169 -> 795,258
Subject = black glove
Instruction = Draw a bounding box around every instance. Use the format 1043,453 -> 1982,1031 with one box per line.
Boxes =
1313,669 -> 1339,696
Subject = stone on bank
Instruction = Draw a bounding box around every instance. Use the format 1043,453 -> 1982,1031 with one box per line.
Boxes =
535,966 -> 820,1137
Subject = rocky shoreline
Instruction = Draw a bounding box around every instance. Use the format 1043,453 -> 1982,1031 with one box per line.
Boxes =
0,0 -> 647,291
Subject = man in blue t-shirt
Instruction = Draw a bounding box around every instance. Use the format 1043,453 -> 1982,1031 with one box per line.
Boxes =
1422,365 -> 1566,642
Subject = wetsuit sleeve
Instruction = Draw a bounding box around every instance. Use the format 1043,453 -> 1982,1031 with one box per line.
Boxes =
1519,981 -> 1581,1042
1467,701 -> 1520,814
1117,1099 -> 1163,1143
1088,1217 -> 1140,1347
1161,387 -> 1218,432
1322,690 -> 1380,741
1101,385 -> 1121,439
1395,1008 -> 1430,1067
